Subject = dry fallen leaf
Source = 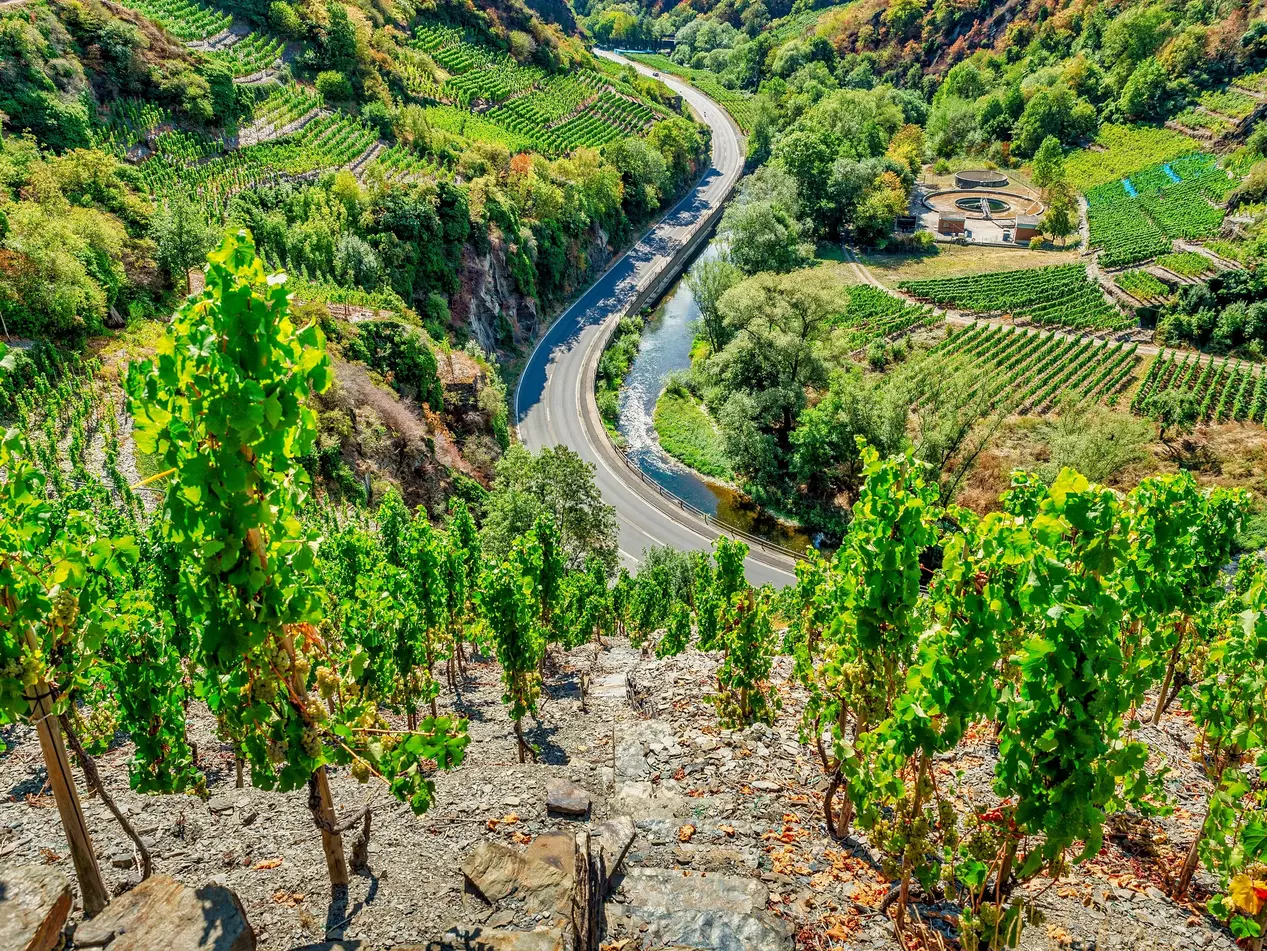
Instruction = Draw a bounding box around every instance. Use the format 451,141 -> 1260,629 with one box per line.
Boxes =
501,812 -> 520,825
719,824 -> 736,838
511,831 -> 532,845
486,818 -> 499,831
678,824 -> 696,842
253,857 -> 283,870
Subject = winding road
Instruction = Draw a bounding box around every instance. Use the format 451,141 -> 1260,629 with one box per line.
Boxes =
514,51 -> 797,586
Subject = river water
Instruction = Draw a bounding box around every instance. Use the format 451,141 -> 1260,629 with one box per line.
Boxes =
615,241 -> 811,553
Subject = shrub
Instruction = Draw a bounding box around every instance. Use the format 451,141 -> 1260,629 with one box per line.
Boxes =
316,70 -> 353,101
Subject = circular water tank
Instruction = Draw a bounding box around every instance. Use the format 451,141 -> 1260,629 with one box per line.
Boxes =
954,169 -> 1009,189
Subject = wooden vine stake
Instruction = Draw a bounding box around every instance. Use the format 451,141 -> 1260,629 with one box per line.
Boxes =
311,767 -> 349,887
25,630 -> 108,916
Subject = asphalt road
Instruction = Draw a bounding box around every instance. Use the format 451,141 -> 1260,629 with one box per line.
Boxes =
514,51 -> 797,587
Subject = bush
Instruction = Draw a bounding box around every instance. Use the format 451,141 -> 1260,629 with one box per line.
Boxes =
269,1 -> 304,37
1029,235 -> 1045,250
315,70 -> 353,101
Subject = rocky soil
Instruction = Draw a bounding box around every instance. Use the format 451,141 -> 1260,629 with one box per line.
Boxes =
0,638 -> 1243,951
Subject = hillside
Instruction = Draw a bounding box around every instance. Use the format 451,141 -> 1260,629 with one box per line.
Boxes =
6,3 -> 1267,951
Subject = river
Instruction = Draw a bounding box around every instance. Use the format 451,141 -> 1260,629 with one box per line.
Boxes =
615,241 -> 812,554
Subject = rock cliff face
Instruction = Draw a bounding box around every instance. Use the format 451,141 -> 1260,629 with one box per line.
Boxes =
455,233 -> 536,356
452,224 -> 612,356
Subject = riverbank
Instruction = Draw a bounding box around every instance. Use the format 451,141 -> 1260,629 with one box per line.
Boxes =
653,385 -> 733,480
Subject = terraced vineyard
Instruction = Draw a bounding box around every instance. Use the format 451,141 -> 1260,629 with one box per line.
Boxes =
115,0 -> 231,41
934,323 -> 1141,414
836,286 -> 941,351
247,83 -> 323,134
1155,251 -> 1217,277
483,73 -> 657,152
404,26 -> 664,152
1172,108 -> 1233,136
211,32 -> 285,77
92,100 -> 174,153
1115,270 -> 1171,303
624,53 -> 756,132
138,111 -> 378,209
1197,87 -> 1259,119
486,74 -> 605,129
1085,153 -> 1230,267
407,24 -> 543,105
900,264 -> 1131,331
1132,350 -> 1267,424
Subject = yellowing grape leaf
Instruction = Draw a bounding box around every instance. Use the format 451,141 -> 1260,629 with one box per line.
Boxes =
1228,874 -> 1265,914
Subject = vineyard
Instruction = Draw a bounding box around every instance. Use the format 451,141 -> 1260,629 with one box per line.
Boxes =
836,285 -> 941,351
1085,153 -> 1230,268
1156,250 -> 1218,277
1115,269 -> 1172,303
1063,123 -> 1202,190
137,110 -> 379,209
932,321 -> 1140,413
210,32 -> 285,78
899,264 -> 1132,331
5,239 -> 1266,951
401,25 -> 666,152
485,79 -> 658,152
114,0 -> 231,41
1132,349 -> 1267,424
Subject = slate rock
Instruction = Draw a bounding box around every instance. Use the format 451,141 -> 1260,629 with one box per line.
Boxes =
207,795 -> 235,815
0,864 -> 71,951
435,925 -> 570,950
613,867 -> 767,916
590,816 -> 635,878
74,874 -> 255,951
461,840 -> 573,918
545,779 -> 592,818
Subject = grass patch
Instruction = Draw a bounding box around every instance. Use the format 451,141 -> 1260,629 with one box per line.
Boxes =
858,245 -> 1081,287
654,388 -> 733,480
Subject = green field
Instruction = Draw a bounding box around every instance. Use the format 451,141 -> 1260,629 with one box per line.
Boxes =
654,388 -> 734,480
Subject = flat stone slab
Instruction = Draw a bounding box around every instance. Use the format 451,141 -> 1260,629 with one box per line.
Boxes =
591,671 -> 627,700
461,840 -> 573,919
613,867 -> 768,916
0,864 -> 71,951
74,874 -> 254,951
606,868 -> 791,951
603,906 -> 793,951
545,778 -> 592,817
612,781 -> 690,820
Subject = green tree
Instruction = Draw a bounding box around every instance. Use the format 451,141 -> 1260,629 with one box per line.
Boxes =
152,193 -> 215,286
685,255 -> 743,352
719,199 -> 809,274
481,444 -> 618,571
1119,57 -> 1172,120
1031,135 -> 1065,190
